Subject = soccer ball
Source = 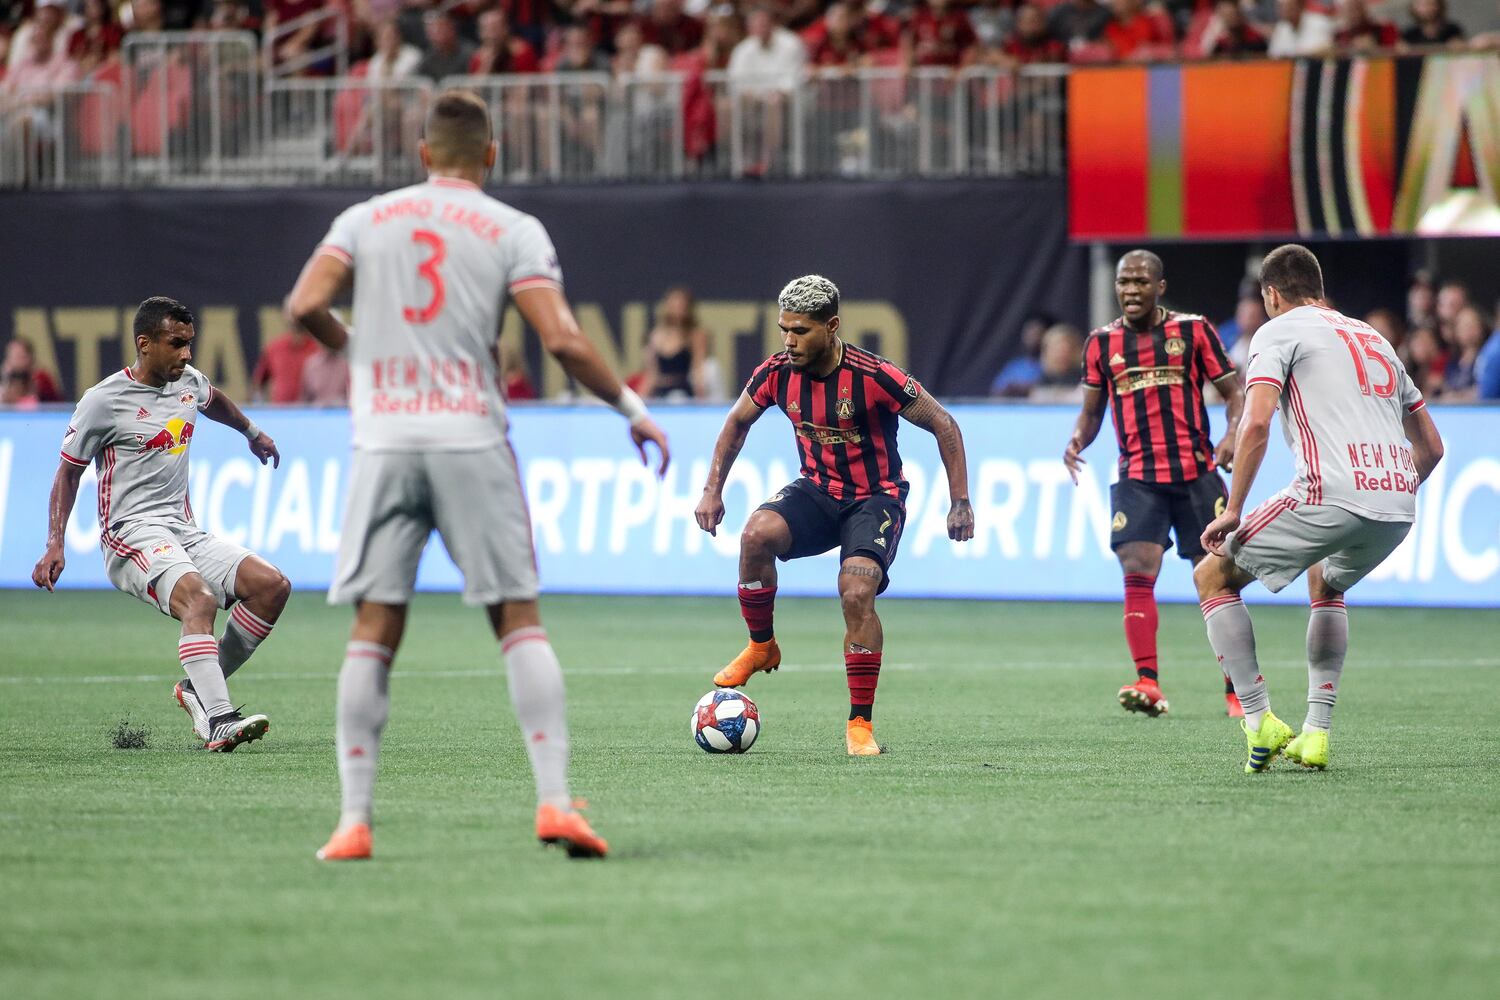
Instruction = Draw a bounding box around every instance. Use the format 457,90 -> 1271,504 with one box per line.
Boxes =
692,690 -> 760,754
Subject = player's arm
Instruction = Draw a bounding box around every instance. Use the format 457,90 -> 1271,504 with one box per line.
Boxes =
1064,386 -> 1107,485
32,460 -> 86,591
694,391 -> 766,537
203,388 -> 280,468
1404,407 -> 1444,483
1201,382 -> 1279,555
1213,372 -> 1245,471
899,392 -> 973,542
513,285 -> 669,476
286,253 -> 353,351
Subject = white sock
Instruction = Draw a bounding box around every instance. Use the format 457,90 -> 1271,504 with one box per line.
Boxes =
1305,600 -> 1348,732
502,626 -> 571,810
178,634 -> 232,718
336,641 -> 393,829
1201,596 -> 1269,731
219,604 -> 274,679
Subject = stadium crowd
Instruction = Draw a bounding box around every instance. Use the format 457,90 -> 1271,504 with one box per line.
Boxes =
3,271 -> 1498,407
3,0 -> 1500,97
991,272 -> 1500,403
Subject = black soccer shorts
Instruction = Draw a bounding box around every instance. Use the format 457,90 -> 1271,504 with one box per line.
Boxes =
757,478 -> 907,594
1110,473 -> 1228,560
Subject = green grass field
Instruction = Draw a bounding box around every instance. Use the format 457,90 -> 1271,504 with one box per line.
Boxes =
1,590 -> 1497,999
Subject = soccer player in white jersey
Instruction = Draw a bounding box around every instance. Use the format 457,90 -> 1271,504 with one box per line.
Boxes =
1194,245 -> 1445,773
288,89 -> 670,862
32,297 -> 291,751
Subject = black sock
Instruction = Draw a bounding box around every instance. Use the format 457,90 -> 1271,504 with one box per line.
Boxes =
1225,675 -> 1236,694
849,704 -> 873,721
749,628 -> 773,643
1137,667 -> 1159,682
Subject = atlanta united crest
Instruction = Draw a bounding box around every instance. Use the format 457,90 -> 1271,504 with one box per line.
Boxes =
836,397 -> 855,420
1164,337 -> 1186,356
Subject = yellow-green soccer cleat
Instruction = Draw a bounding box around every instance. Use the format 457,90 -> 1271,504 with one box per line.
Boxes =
1242,712 -> 1294,773
1285,729 -> 1330,770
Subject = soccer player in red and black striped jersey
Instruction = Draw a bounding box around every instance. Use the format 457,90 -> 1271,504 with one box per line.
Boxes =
1063,250 -> 1246,718
695,275 -> 974,756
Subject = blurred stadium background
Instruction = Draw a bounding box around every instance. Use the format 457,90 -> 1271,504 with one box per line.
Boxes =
1,0 -> 1497,599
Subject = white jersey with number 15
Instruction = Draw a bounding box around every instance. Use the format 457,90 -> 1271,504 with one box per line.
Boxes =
1245,304 -> 1425,523
317,177 -> 563,452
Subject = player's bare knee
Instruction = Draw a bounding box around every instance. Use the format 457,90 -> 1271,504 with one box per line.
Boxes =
266,569 -> 292,611
838,563 -> 881,618
1192,555 -> 1236,600
740,515 -> 782,559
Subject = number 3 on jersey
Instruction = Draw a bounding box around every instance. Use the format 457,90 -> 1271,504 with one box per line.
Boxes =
403,229 -> 447,324
1334,328 -> 1396,398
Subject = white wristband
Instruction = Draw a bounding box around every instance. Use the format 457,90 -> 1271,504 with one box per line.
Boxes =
612,387 -> 650,427
243,422 -> 262,441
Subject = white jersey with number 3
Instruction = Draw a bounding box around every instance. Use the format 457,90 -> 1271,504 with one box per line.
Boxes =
317,177 -> 563,452
1245,304 -> 1425,523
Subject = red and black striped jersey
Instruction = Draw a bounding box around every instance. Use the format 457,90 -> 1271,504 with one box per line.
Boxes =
1083,310 -> 1236,483
746,343 -> 922,501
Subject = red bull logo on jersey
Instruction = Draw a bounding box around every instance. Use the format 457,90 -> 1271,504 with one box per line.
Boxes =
140,418 -> 194,456
150,541 -> 175,557
179,391 -> 196,407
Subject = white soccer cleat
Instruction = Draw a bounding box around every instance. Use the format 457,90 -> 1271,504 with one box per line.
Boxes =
173,679 -> 211,742
205,712 -> 270,752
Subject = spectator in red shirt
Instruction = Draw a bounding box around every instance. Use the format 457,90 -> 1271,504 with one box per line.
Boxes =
253,326 -> 322,404
638,0 -> 704,55
1198,0 -> 1268,56
998,3 -> 1067,64
907,0 -> 978,67
68,0 -> 122,77
470,8 -> 539,73
807,2 -> 866,66
1335,0 -> 1399,49
1103,0 -> 1174,58
3,336 -> 64,403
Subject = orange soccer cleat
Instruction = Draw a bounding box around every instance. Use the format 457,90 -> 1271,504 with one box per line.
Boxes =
846,716 -> 882,756
536,802 -> 608,859
316,823 -> 373,861
713,638 -> 781,688
1118,678 -> 1170,718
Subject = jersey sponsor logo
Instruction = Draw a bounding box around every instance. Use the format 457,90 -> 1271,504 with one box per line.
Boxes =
140,418 -> 194,456
1112,511 -> 1128,532
836,397 -> 855,420
796,421 -> 863,446
1113,367 -> 1187,393
903,377 -> 919,398
1164,337 -> 1186,356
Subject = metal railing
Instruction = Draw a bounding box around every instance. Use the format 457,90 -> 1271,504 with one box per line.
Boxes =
0,33 -> 1067,189
0,80 -> 122,188
265,77 -> 432,186
121,31 -> 261,183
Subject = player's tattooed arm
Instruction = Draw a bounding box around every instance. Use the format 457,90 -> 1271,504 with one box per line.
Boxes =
1064,386 -> 1108,485
899,393 -> 973,542
287,253 -> 352,350
203,390 -> 280,468
1214,373 -> 1246,472
695,392 -> 766,536
33,461 -> 85,591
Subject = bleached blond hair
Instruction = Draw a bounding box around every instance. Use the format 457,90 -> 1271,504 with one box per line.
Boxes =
777,275 -> 840,323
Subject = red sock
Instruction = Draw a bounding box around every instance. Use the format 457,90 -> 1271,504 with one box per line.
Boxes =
1123,573 -> 1159,682
846,649 -> 881,720
739,584 -> 776,643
